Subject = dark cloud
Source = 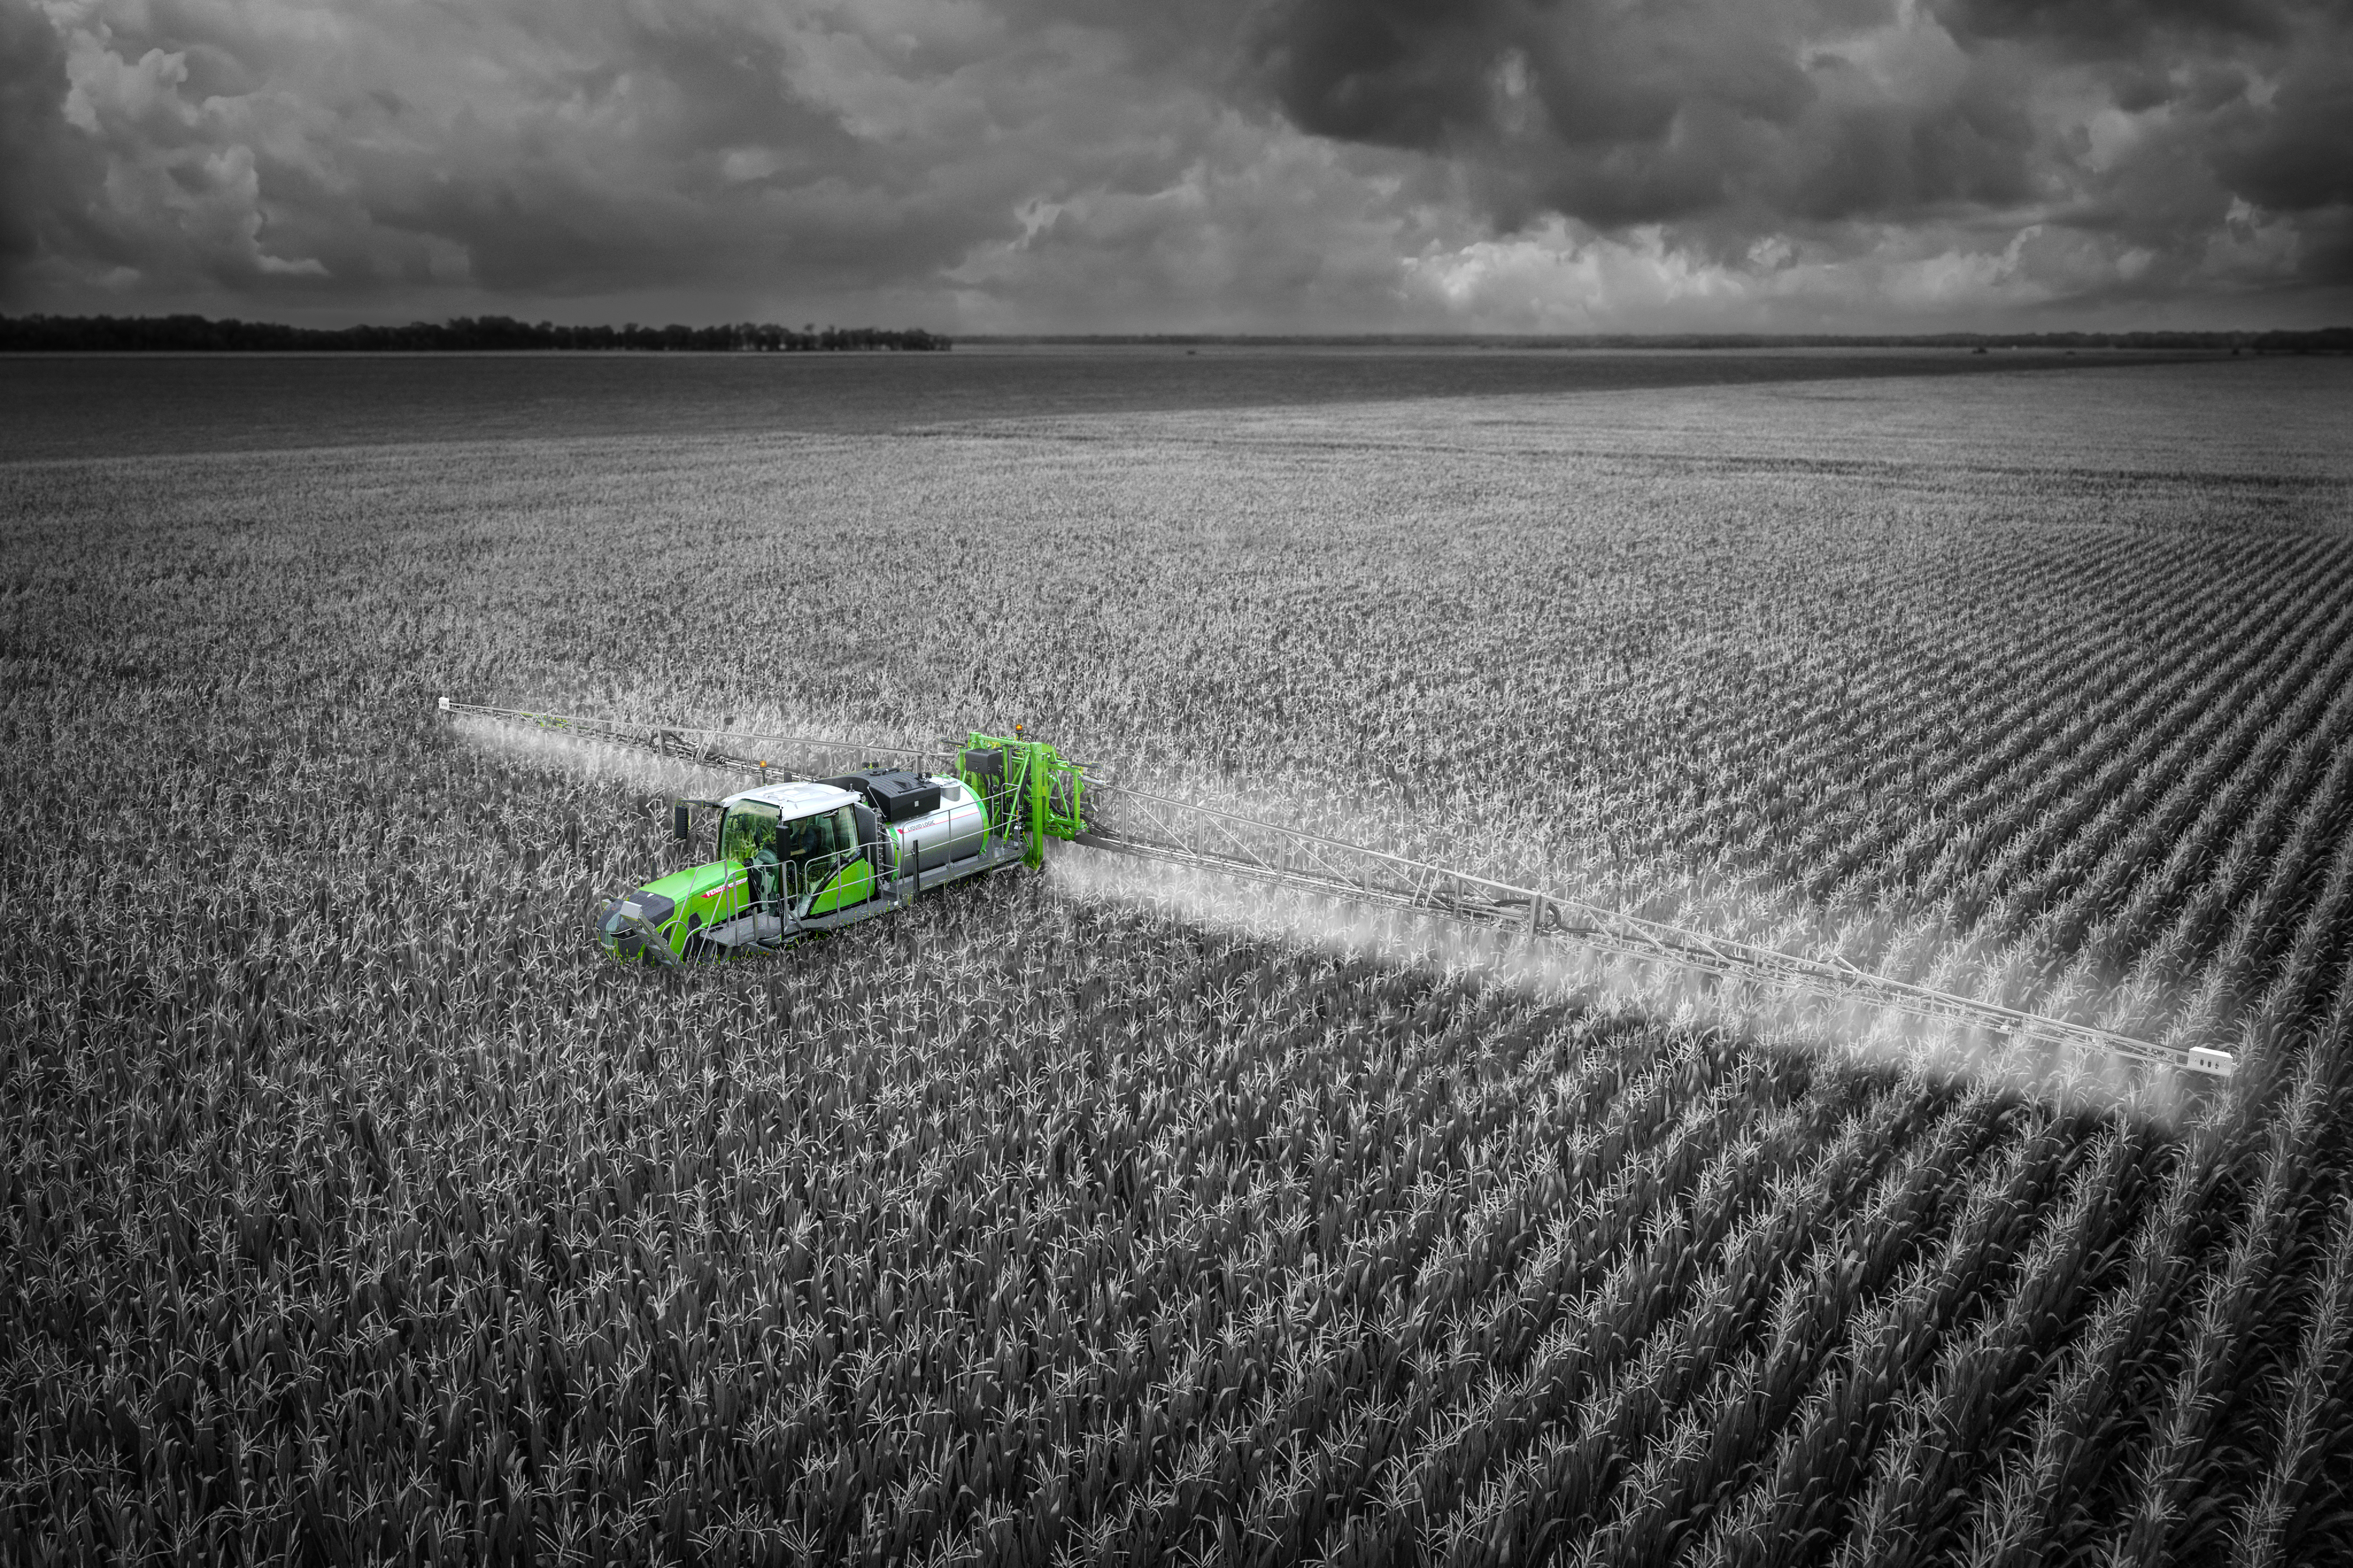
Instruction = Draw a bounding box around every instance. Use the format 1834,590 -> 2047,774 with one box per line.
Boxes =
2,0 -> 2346,327
0,0 -> 71,269
1256,0 -> 1518,147
2218,48 -> 2353,213
1929,0 -> 2302,49
1246,0 -> 2046,229
1,0 -> 1160,316
1239,0 -> 2353,299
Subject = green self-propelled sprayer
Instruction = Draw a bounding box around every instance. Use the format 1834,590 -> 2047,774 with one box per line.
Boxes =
596,729 -> 1086,963
440,699 -> 2239,1084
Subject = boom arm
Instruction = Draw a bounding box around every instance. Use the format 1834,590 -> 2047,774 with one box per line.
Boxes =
1074,782 -> 2234,1079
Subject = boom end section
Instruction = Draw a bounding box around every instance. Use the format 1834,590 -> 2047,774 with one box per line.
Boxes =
2185,1045 -> 2237,1079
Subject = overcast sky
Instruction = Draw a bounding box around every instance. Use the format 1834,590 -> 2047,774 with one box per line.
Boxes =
4,0 -> 2347,332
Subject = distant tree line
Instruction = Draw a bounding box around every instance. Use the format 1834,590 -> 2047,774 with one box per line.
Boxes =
8,315 -> 2348,354
0,314 -> 952,352
1572,329 -> 2353,353
977,328 -> 2353,352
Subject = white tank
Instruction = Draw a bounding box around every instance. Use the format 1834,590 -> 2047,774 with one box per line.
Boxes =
890,775 -> 990,871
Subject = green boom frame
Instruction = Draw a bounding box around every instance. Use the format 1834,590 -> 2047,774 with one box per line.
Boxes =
956,732 -> 1087,868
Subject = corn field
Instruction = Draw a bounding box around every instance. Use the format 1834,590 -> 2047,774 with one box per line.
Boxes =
4,357 -> 2351,1564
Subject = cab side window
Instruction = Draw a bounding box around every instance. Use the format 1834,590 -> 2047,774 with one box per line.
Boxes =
780,813 -> 820,864
776,805 -> 865,874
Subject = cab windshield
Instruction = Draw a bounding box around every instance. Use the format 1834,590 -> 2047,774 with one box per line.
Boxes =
718,802 -> 780,863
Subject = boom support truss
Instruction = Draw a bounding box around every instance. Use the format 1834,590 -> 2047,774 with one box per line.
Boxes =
439,699 -> 2235,1079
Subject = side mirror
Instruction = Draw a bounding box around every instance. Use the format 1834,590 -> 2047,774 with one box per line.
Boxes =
671,801 -> 692,844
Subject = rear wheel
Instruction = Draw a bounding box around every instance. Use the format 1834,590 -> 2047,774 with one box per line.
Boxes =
681,913 -> 716,962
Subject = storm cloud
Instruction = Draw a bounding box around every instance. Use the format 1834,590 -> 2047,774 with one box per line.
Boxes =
3,0 -> 2346,329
